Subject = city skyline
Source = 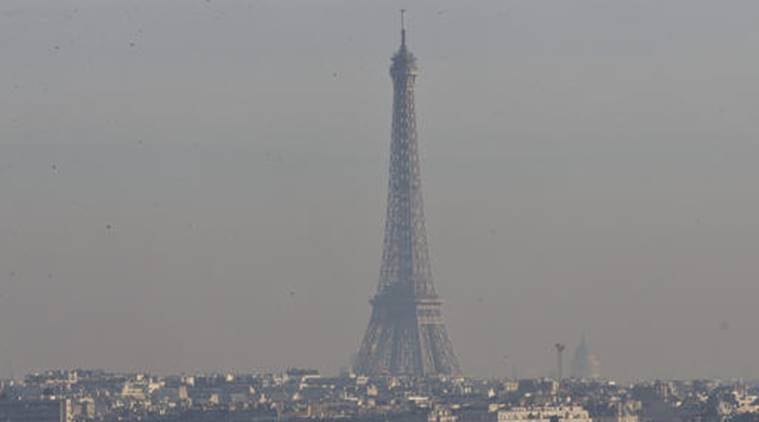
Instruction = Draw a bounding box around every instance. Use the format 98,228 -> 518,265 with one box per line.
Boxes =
2,1 -> 759,381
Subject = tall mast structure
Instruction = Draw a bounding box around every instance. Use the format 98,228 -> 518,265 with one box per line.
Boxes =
555,343 -> 566,383
354,12 -> 462,376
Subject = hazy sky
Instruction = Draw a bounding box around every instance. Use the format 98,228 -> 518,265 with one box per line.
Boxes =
3,0 -> 759,381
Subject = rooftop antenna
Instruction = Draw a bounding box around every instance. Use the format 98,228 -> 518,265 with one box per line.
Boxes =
400,9 -> 407,47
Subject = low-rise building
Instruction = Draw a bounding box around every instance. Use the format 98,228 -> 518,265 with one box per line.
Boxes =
0,399 -> 72,422
498,405 -> 592,422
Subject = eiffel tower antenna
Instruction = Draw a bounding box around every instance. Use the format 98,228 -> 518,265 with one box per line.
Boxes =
400,9 -> 406,47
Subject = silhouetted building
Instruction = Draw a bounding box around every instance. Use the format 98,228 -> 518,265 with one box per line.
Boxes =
0,399 -> 71,422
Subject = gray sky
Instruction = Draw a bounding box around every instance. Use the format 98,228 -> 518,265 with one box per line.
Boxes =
2,0 -> 759,381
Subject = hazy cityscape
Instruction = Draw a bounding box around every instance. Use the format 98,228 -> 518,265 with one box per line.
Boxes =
3,366 -> 759,422
4,1 -> 759,421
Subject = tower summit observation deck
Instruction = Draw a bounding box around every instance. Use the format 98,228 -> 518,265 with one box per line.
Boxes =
354,12 -> 462,376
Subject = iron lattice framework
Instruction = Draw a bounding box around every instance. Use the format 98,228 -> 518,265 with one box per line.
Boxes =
354,23 -> 462,377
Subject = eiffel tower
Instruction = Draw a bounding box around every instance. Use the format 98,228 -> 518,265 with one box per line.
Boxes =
354,13 -> 462,377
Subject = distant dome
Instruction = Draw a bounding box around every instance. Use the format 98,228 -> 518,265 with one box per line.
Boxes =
571,335 -> 601,379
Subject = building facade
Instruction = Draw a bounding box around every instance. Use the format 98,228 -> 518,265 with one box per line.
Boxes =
498,406 -> 592,422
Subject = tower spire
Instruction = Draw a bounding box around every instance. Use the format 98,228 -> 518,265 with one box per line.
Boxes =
400,9 -> 406,47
